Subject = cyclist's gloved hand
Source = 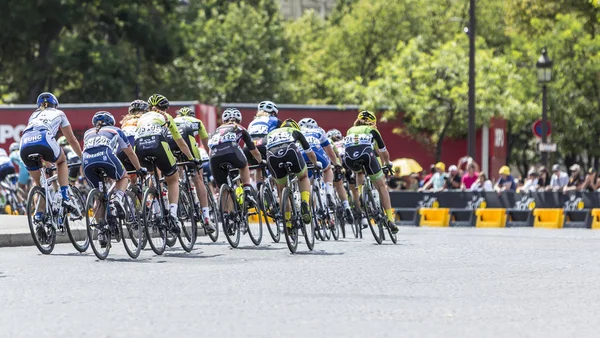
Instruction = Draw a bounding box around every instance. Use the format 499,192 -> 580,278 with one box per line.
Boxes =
191,158 -> 202,166
137,167 -> 148,176
261,159 -> 268,167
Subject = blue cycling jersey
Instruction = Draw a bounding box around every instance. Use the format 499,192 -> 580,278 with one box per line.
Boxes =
247,116 -> 280,137
83,126 -> 130,154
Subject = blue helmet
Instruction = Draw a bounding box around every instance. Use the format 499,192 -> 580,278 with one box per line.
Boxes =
92,111 -> 115,127
36,92 -> 59,108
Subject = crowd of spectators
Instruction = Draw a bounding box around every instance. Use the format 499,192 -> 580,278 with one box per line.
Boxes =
387,158 -> 600,194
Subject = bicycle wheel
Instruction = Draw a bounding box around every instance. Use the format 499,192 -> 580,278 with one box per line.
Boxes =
303,188 -> 316,250
331,200 -> 341,241
244,187 -> 263,246
177,185 -> 197,252
363,186 -> 383,244
281,187 -> 298,253
26,186 -> 56,255
143,187 -> 167,255
126,189 -> 146,249
311,188 -> 328,241
220,184 -> 240,248
121,191 -> 143,258
326,194 -> 339,241
387,221 -> 398,244
65,186 -> 89,253
206,184 -> 219,242
260,182 -> 280,243
85,189 -> 110,260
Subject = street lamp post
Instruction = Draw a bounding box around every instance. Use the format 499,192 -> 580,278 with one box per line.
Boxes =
536,48 -> 553,168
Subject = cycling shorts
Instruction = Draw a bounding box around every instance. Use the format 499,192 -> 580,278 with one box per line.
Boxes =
0,163 -> 15,183
82,147 -> 126,189
301,147 -> 330,179
67,154 -> 80,182
169,133 -> 201,160
20,130 -> 62,170
243,135 -> 267,166
209,144 -> 247,186
344,145 -> 383,180
135,135 -> 177,177
117,150 -> 136,172
342,158 -> 356,185
266,143 -> 307,185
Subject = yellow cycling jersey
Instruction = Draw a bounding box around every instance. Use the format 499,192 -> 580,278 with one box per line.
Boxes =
136,111 -> 183,141
176,115 -> 209,140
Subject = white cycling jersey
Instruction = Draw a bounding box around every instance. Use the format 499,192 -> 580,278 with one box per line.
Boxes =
24,108 -> 70,137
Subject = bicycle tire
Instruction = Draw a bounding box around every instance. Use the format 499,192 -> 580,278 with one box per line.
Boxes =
206,184 -> 219,242
27,186 -> 56,255
121,191 -> 143,258
304,187 -> 316,250
220,184 -> 240,248
177,185 -> 197,252
311,187 -> 328,241
126,189 -> 146,249
363,185 -> 383,244
260,182 -> 280,243
143,187 -> 167,255
326,193 -> 339,241
281,187 -> 298,253
244,187 -> 263,246
65,186 -> 89,253
86,189 -> 110,260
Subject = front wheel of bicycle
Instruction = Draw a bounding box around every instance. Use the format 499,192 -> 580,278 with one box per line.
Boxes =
220,184 -> 240,248
303,189 -> 316,250
363,186 -> 383,245
65,186 -> 89,253
281,187 -> 298,253
260,182 -> 280,243
206,184 -> 219,242
178,185 -> 197,252
27,186 -> 55,255
310,188 -> 328,242
86,189 -> 110,260
121,191 -> 143,258
245,187 -> 263,246
143,187 -> 167,255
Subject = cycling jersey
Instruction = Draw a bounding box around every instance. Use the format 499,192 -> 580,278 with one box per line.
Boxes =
209,123 -> 254,186
248,116 -> 281,137
0,152 -> 15,183
266,127 -> 312,184
20,108 -> 71,170
166,116 -> 207,160
121,117 -> 139,146
135,111 -> 180,177
208,123 -> 255,152
343,125 -> 386,151
299,127 -> 331,174
333,139 -> 345,157
10,151 -> 29,185
82,126 -> 130,189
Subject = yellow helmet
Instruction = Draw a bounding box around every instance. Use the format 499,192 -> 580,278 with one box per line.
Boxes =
177,107 -> 194,117
282,118 -> 300,130
357,110 -> 377,124
499,165 -> 510,176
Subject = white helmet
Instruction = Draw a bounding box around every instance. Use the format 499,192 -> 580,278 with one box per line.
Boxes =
222,108 -> 242,123
327,129 -> 342,141
258,101 -> 278,116
299,118 -> 318,129
9,142 -> 19,153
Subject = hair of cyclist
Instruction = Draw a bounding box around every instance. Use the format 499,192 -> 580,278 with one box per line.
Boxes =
256,110 -> 270,118
95,120 -> 104,133
353,119 -> 373,126
120,112 -> 142,126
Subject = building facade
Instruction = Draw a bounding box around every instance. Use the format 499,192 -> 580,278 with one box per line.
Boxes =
279,0 -> 336,19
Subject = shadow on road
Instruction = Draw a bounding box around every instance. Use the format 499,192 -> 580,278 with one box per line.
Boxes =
293,250 -> 345,256
235,245 -> 285,251
48,252 -> 92,257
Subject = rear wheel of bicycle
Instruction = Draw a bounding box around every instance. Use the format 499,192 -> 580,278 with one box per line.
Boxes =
121,192 -> 143,258
261,183 -> 280,243
281,187 -> 298,253
245,187 -> 263,246
328,194 -> 340,241
220,184 -> 240,248
311,188 -> 328,241
363,186 -> 383,245
86,189 -> 110,260
178,186 -> 197,252
27,186 -> 56,255
143,187 -> 167,255
126,189 -> 146,249
65,186 -> 89,253
206,184 -> 219,242
303,188 -> 316,250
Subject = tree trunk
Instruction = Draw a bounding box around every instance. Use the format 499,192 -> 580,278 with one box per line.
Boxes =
435,108 -> 455,163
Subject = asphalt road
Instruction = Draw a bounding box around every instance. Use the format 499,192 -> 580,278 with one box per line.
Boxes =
2,227 -> 600,338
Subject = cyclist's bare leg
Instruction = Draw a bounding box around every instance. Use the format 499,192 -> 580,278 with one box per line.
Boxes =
374,176 -> 391,210
240,165 -> 252,187
166,171 -> 180,205
55,152 -> 69,187
29,170 -> 41,186
334,180 -> 347,202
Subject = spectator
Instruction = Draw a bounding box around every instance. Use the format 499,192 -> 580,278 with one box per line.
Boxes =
403,174 -> 419,191
420,162 -> 447,191
446,165 -> 462,190
563,164 -> 584,192
422,164 -> 436,186
521,169 -> 539,192
537,166 -> 551,190
470,172 -> 494,191
582,168 -> 600,191
495,166 -> 516,192
387,177 -> 403,191
547,164 -> 569,191
461,164 -> 479,190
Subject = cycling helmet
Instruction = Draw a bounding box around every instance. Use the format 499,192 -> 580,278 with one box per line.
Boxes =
299,118 -> 318,129
128,99 -> 149,114
222,108 -> 242,123
92,111 -> 116,127
36,92 -> 59,108
57,136 -> 68,146
147,94 -> 169,111
281,118 -> 300,130
9,142 -> 19,153
357,110 -> 376,124
177,107 -> 194,117
258,101 -> 278,116
327,129 -> 343,141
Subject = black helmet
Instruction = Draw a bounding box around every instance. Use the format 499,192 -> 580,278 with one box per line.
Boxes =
147,94 -> 169,111
129,99 -> 149,114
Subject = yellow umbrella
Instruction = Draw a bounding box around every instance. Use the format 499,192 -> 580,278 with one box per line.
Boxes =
392,158 -> 423,177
